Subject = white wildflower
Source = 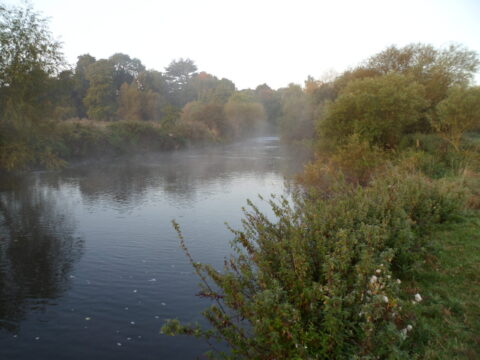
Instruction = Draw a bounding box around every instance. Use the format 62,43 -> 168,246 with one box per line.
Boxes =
406,324 -> 413,332
375,269 -> 381,274
396,279 -> 401,284
414,293 -> 422,302
382,296 -> 389,303
370,275 -> 378,284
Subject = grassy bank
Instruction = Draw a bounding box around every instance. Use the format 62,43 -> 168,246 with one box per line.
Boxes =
409,213 -> 480,359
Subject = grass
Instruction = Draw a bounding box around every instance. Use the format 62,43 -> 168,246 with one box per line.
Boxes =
408,211 -> 480,359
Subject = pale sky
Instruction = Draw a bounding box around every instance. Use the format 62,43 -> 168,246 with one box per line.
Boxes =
5,0 -> 480,89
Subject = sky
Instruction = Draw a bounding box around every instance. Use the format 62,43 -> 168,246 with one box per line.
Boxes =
4,0 -> 480,89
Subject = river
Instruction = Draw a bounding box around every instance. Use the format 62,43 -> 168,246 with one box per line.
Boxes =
0,136 -> 302,359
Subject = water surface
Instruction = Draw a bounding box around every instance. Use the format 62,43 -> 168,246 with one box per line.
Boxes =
0,136 -> 301,359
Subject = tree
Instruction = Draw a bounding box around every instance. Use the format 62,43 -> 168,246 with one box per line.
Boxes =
0,2 -> 64,170
188,72 -> 236,105
0,3 -> 63,122
255,84 -> 282,126
318,73 -> 428,149
364,43 -> 479,105
180,101 -> 228,137
50,70 -> 77,120
73,54 -> 96,117
165,58 -> 197,107
109,53 -> 145,90
225,93 -> 266,138
431,86 -> 480,151
117,82 -> 143,121
83,59 -> 117,120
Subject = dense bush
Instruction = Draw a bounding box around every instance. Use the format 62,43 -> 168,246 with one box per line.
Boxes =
162,169 -> 466,359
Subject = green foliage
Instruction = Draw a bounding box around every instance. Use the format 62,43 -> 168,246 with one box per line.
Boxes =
108,52 -> 145,90
72,54 -> 96,117
302,134 -> 389,187
431,86 -> 480,152
364,43 -> 479,105
0,2 -> 64,171
180,101 -> 228,138
165,58 -> 198,107
83,59 -> 117,120
318,73 -> 428,149
163,170 -> 467,359
55,120 -> 110,159
117,82 -> 143,121
189,72 -> 236,105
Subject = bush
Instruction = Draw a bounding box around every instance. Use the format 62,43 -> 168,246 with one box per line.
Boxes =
301,134 -> 389,187
56,120 -> 110,159
398,134 -> 474,178
162,169 -> 466,359
180,101 -> 229,138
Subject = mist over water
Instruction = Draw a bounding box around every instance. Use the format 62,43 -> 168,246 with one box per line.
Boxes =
0,136 -> 302,360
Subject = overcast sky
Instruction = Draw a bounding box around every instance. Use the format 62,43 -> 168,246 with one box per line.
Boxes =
5,0 -> 480,89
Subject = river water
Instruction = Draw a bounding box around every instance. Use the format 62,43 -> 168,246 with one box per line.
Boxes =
0,136 -> 302,360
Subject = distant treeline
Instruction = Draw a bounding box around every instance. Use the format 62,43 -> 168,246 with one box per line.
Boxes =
0,3 -> 286,171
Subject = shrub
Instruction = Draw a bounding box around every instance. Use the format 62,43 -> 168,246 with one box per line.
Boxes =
56,120 -> 110,159
301,134 -> 389,187
398,134 -> 475,178
107,120 -> 181,153
162,169 -> 466,359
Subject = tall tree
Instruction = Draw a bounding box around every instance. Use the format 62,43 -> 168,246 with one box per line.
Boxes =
165,58 -> 197,107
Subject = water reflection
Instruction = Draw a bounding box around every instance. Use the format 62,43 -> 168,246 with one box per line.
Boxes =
41,137 -> 301,208
0,178 -> 83,332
